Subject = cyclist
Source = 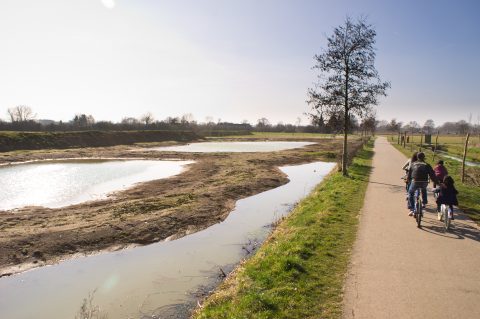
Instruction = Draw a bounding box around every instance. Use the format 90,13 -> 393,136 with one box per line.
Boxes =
433,160 -> 448,188
407,152 -> 438,216
402,152 -> 418,192
434,175 -> 459,219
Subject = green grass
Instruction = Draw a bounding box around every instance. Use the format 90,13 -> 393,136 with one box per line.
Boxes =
208,132 -> 363,140
390,140 -> 480,224
385,134 -> 480,161
193,141 -> 373,319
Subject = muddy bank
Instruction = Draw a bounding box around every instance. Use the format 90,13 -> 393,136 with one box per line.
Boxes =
0,138 -> 363,277
0,130 -> 201,152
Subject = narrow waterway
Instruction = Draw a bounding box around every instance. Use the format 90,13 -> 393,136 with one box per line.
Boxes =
437,151 -> 480,167
0,159 -> 192,211
0,161 -> 335,319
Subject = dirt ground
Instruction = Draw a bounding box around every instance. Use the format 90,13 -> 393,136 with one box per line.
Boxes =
0,137 -> 362,277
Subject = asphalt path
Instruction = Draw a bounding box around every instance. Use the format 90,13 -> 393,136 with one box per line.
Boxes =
343,137 -> 480,319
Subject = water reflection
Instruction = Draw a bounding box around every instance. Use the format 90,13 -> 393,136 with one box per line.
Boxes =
151,141 -> 315,153
0,159 -> 192,211
0,161 -> 335,319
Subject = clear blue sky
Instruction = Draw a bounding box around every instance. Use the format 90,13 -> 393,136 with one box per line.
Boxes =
0,0 -> 479,126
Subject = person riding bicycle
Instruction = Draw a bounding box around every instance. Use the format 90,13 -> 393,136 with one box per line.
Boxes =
433,160 -> 448,188
434,175 -> 459,219
407,152 -> 438,216
402,152 -> 418,192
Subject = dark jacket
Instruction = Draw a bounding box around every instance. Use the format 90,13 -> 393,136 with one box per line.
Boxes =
408,161 -> 437,184
436,184 -> 459,206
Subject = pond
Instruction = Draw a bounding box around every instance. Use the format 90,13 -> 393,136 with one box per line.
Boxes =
0,161 -> 336,319
0,159 -> 193,211
151,141 -> 315,153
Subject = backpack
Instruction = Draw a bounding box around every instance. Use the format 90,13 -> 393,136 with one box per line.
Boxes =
411,162 -> 430,181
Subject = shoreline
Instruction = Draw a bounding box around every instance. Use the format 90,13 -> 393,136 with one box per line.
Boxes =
0,138 -> 362,277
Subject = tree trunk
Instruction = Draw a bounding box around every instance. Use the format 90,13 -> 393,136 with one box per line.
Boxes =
342,64 -> 349,176
342,109 -> 348,176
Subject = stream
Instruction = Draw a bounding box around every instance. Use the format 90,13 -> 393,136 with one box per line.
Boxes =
0,161 -> 335,319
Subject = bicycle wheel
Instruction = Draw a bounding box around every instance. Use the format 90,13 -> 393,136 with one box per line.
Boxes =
444,206 -> 451,230
416,198 -> 422,228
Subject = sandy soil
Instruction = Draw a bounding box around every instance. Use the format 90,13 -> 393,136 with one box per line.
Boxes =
0,137 -> 362,277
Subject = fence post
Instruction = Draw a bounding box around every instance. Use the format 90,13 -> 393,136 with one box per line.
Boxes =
419,133 -> 423,152
410,131 -> 413,151
461,133 -> 470,183
403,131 -> 407,148
432,131 -> 439,161
397,132 -> 400,144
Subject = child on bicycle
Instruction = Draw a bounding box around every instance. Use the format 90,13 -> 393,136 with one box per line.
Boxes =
433,160 -> 448,188
434,175 -> 459,219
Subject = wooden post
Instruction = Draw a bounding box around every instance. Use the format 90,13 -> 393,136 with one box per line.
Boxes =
419,133 -> 423,152
461,133 -> 470,183
403,131 -> 407,148
432,131 -> 439,161
410,131 -> 413,151
397,132 -> 400,144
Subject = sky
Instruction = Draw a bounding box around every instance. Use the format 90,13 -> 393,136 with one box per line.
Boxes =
0,0 -> 479,126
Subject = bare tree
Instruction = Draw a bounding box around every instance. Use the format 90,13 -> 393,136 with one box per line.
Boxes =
121,117 -> 139,125
140,112 -> 154,126
423,119 -> 435,134
72,114 -> 95,129
308,17 -> 390,175
7,105 -> 36,122
386,118 -> 402,132
256,117 -> 270,129
180,113 -> 195,124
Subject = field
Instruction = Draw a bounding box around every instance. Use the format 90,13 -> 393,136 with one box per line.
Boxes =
386,133 -> 480,162
0,130 -> 201,152
208,131 -> 364,140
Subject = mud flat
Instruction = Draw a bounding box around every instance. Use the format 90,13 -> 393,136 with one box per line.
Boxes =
0,137 -> 363,277
0,161 -> 335,319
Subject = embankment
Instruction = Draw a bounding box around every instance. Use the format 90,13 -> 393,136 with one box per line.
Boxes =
0,130 -> 201,152
193,140 -> 373,319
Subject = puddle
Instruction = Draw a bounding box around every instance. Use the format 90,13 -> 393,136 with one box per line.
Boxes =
0,159 -> 192,211
0,161 -> 336,319
150,141 -> 315,153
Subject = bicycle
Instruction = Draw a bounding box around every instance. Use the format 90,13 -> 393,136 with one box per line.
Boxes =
414,188 -> 423,228
439,204 -> 453,230
411,180 -> 429,228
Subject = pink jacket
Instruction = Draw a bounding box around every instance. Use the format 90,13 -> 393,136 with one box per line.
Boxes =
434,165 -> 448,181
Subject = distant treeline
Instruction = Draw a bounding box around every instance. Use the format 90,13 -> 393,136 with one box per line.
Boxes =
377,118 -> 480,135
0,130 -> 201,152
0,111 -> 327,135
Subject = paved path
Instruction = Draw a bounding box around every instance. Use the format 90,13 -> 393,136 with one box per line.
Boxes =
343,137 -> 480,319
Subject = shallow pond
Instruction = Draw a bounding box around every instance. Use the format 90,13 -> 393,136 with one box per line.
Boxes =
151,141 -> 315,152
0,159 -> 192,211
0,161 -> 335,319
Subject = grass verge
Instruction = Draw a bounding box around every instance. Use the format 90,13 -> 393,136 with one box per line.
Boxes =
193,141 -> 373,319
390,141 -> 480,225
